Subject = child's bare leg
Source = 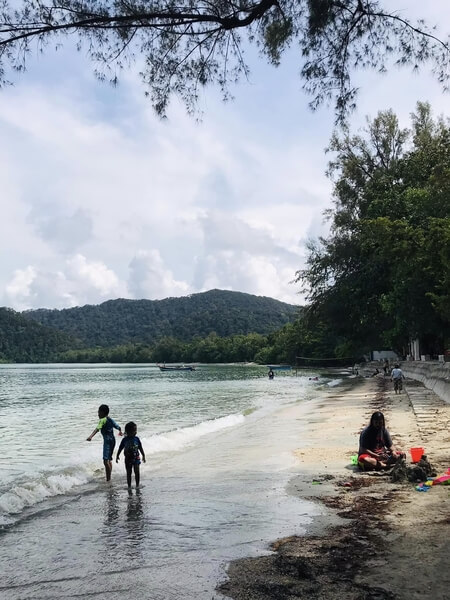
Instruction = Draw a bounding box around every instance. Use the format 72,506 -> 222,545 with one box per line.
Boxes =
360,456 -> 387,470
126,463 -> 133,487
134,464 -> 140,487
104,459 -> 112,481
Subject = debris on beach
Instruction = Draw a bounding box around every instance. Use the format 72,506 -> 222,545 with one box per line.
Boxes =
335,477 -> 375,491
311,474 -> 335,483
390,456 -> 437,483
415,469 -> 450,491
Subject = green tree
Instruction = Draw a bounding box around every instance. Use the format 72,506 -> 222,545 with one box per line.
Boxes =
298,103 -> 450,355
257,317 -> 343,365
1,2 -> 449,120
152,336 -> 184,362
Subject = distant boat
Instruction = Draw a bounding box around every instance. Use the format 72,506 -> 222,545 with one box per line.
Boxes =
267,365 -> 292,371
158,364 -> 196,371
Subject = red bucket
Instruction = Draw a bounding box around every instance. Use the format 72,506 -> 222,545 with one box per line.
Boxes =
410,447 -> 424,463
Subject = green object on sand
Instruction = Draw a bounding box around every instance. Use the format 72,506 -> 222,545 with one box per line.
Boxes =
351,454 -> 358,465
312,480 -> 322,485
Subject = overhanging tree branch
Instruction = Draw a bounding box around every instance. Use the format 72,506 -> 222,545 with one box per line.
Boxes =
0,1 -> 449,119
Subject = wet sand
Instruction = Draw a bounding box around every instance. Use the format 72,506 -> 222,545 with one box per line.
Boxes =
219,376 -> 450,600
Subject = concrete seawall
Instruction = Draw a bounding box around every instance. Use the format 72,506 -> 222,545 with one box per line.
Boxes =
401,361 -> 450,404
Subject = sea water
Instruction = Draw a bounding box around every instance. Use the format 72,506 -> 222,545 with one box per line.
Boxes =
0,364 -> 340,599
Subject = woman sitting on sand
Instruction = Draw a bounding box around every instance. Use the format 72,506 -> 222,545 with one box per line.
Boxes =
358,411 -> 405,470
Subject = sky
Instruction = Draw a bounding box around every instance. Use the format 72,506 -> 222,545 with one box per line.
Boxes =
1,1 -> 450,311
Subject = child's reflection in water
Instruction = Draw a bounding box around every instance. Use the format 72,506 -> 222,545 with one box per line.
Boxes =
125,489 -> 145,559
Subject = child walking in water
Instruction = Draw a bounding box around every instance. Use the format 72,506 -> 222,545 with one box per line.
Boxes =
86,404 -> 122,481
116,422 -> 146,488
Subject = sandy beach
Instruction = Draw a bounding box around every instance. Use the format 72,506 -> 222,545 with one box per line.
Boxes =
219,374 -> 450,600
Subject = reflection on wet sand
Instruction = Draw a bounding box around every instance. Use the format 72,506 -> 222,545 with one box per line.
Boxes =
125,489 -> 145,560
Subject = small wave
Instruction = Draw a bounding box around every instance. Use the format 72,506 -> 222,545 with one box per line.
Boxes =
0,414 -> 245,521
142,413 -> 245,455
327,378 -> 343,387
0,466 -> 92,519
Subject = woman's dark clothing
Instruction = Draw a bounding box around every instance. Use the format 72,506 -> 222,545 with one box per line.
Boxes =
358,426 -> 392,457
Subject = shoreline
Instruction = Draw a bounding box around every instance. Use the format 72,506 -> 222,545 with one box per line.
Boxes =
219,376 -> 450,600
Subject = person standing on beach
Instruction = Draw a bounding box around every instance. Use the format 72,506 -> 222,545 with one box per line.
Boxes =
391,363 -> 404,394
86,404 -> 122,481
358,411 -> 405,470
116,421 -> 146,488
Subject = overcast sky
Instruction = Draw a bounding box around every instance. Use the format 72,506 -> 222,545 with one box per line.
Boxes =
1,1 -> 449,311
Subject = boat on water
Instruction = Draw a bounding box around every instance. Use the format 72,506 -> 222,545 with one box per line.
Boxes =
158,364 -> 196,371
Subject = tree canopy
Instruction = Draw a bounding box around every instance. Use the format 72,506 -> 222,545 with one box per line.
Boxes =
1,1 -> 449,119
298,102 -> 450,356
23,289 -> 298,347
0,306 -> 80,362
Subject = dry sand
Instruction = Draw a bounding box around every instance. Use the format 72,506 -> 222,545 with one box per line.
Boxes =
219,375 -> 450,600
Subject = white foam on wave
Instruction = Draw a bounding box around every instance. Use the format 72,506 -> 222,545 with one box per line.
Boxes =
0,413 -> 245,520
327,378 -> 343,387
0,466 -> 92,518
142,413 -> 245,455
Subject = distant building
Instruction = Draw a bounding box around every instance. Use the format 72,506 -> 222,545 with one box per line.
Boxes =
371,350 -> 399,361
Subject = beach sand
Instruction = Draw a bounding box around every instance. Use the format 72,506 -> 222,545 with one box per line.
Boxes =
219,375 -> 450,600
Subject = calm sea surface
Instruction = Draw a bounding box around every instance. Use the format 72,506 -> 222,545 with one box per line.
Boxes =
0,364 -> 345,599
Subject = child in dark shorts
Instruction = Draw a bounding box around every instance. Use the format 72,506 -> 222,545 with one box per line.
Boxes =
116,422 -> 146,488
86,404 -> 122,481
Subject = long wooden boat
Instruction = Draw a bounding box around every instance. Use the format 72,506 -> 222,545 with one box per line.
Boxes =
158,364 -> 196,371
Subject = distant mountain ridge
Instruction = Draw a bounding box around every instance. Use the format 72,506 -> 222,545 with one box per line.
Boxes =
23,289 -> 299,348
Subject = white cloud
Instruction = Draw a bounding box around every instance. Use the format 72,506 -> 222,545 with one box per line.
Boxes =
5,266 -> 37,305
27,206 -> 93,254
195,252 -> 300,305
191,211 -> 304,303
128,250 -> 191,300
65,254 -> 124,297
4,255 -> 126,310
0,82 -> 320,308
0,0 -> 449,310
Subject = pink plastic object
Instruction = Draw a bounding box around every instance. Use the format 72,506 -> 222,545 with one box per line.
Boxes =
410,447 -> 424,463
433,475 -> 450,485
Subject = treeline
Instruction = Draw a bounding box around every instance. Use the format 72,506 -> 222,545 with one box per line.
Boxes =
57,333 -> 268,364
56,318 -> 342,364
0,301 -> 341,364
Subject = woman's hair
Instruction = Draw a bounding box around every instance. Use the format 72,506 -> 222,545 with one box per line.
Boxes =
125,421 -> 137,436
369,411 -> 385,428
363,411 -> 386,449
98,404 -> 109,417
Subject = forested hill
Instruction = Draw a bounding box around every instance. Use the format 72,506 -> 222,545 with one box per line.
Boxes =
23,290 -> 299,348
0,307 -> 80,362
